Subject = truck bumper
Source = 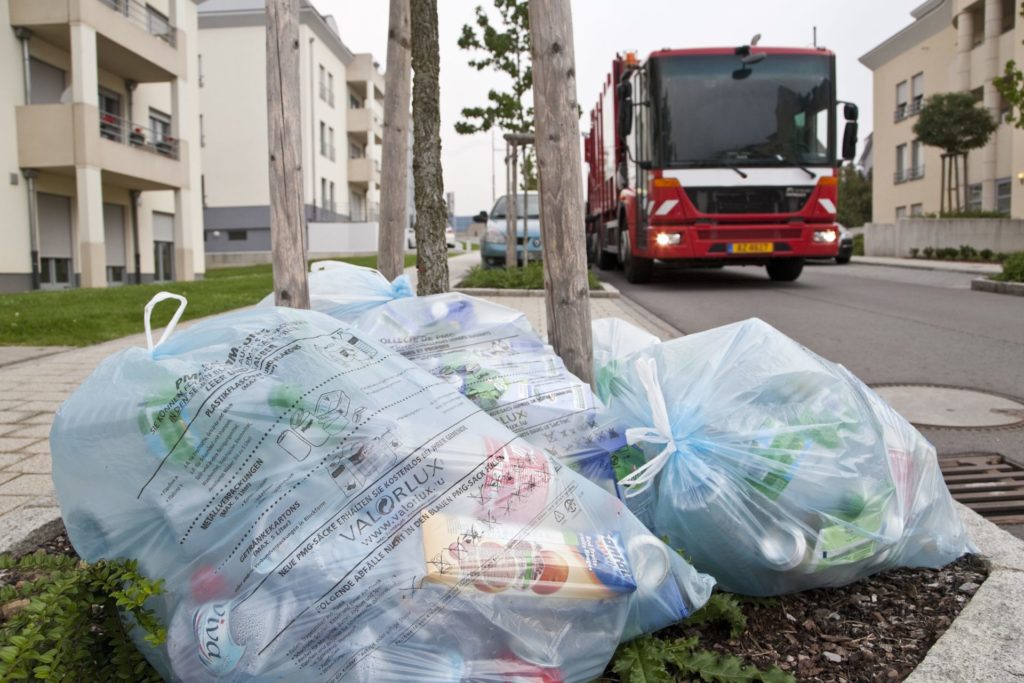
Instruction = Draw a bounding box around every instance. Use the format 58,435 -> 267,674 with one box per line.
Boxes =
639,225 -> 840,261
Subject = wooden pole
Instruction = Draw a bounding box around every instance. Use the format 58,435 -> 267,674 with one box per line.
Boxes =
522,142 -> 530,266
377,0 -> 412,281
508,144 -> 518,269
266,0 -> 309,308
528,0 -> 592,384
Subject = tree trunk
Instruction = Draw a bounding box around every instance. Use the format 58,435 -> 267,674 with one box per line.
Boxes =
962,152 -> 969,213
505,140 -> 516,268
266,0 -> 309,309
377,0 -> 412,281
410,0 -> 449,295
954,152 -> 961,212
528,0 -> 593,384
939,155 -> 946,215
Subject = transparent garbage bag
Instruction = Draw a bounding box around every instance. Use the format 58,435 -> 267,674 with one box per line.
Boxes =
592,317 -> 974,596
50,296 -> 714,682
264,262 -> 632,496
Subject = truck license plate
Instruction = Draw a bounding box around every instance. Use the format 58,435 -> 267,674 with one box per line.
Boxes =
729,242 -> 774,254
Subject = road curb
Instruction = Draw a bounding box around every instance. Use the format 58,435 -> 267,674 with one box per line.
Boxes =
970,277 -> 1024,297
454,286 -> 619,299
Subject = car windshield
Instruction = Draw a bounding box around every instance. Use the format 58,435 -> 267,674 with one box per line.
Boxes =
649,53 -> 835,167
491,194 -> 540,218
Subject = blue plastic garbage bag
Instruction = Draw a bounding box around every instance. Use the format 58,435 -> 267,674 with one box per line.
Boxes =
263,262 -> 632,496
50,296 -> 714,682
592,317 -> 974,596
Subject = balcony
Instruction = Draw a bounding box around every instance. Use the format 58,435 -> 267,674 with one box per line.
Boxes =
10,0 -> 182,82
16,103 -> 188,191
347,107 -> 383,141
894,98 -> 924,123
348,156 -> 380,185
893,165 -> 924,184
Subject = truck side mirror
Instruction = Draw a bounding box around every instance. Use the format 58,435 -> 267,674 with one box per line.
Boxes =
617,80 -> 633,139
842,121 -> 858,161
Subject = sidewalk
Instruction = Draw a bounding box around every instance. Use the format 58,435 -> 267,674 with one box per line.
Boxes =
0,253 -> 677,552
854,255 -> 1002,276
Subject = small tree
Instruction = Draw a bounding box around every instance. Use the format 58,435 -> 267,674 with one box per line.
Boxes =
411,0 -> 449,295
456,0 -> 537,189
912,92 -> 997,213
837,163 -> 871,227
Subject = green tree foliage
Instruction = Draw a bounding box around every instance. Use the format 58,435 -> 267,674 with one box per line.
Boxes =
994,2 -> 1024,127
912,92 -> 997,211
912,92 -> 997,156
456,0 -> 537,188
837,163 -> 871,228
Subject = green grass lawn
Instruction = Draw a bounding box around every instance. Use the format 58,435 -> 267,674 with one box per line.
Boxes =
0,254 -> 417,347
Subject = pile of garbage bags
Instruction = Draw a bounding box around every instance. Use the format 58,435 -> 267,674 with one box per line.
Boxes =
47,262 -> 973,681
592,317 -> 973,596
50,300 -> 712,682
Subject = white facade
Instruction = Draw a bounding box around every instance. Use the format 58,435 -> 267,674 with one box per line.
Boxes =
861,0 -> 1024,221
197,0 -> 384,255
1,0 -> 204,291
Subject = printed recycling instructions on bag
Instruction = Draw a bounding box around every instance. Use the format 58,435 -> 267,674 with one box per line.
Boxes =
268,262 -> 632,496
50,303 -> 713,682
592,317 -> 974,597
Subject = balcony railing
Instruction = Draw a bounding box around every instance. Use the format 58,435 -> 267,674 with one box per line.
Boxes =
99,0 -> 177,46
907,164 -> 925,180
99,111 -> 179,159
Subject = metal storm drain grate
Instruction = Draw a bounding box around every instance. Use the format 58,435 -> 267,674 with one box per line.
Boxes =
939,453 -> 1024,525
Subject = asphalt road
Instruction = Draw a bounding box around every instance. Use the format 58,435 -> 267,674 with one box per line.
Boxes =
596,259 -> 1024,465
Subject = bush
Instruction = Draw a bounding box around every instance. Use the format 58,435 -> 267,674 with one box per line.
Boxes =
995,252 -> 1024,282
460,262 -> 602,290
980,248 -> 994,261
0,551 -> 165,681
922,246 -> 935,259
909,248 -> 920,258
938,210 -> 1010,219
942,247 -> 960,259
852,233 -> 864,256
959,244 -> 978,260
997,252 -> 1010,262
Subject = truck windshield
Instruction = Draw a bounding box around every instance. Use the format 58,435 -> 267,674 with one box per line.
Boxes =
491,194 -> 540,218
649,53 -> 835,168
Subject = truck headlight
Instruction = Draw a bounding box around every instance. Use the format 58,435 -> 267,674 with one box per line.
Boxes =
812,229 -> 838,243
655,233 -> 682,246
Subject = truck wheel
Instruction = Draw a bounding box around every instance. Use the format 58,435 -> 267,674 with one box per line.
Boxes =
766,258 -> 804,282
621,232 -> 653,283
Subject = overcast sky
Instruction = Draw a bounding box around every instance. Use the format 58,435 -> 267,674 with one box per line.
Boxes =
318,0 -> 924,215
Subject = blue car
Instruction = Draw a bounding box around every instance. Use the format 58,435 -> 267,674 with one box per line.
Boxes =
480,193 -> 542,267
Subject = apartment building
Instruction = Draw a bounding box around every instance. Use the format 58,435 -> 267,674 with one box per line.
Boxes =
861,0 -> 1023,222
1,0 -> 203,292
198,0 -> 384,255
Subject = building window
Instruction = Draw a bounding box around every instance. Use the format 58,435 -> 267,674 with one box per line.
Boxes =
41,258 -> 71,286
895,206 -> 907,220
996,177 -> 1012,214
106,266 -> 125,284
199,114 -> 206,147
329,181 -> 336,213
970,5 -> 985,46
966,183 -> 982,212
99,89 -> 122,141
1002,0 -> 1016,33
327,73 -> 335,107
910,203 -> 924,217
29,58 -> 65,104
319,65 -> 326,102
321,178 -> 328,211
349,142 -> 365,159
895,143 -> 907,183
149,108 -> 173,155
320,121 -> 327,156
971,86 -> 983,103
349,93 -> 363,110
910,140 -> 923,179
328,126 -> 335,160
910,73 -> 924,115
895,80 -> 908,121
227,230 -> 247,241
154,242 -> 173,282
198,54 -> 204,87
